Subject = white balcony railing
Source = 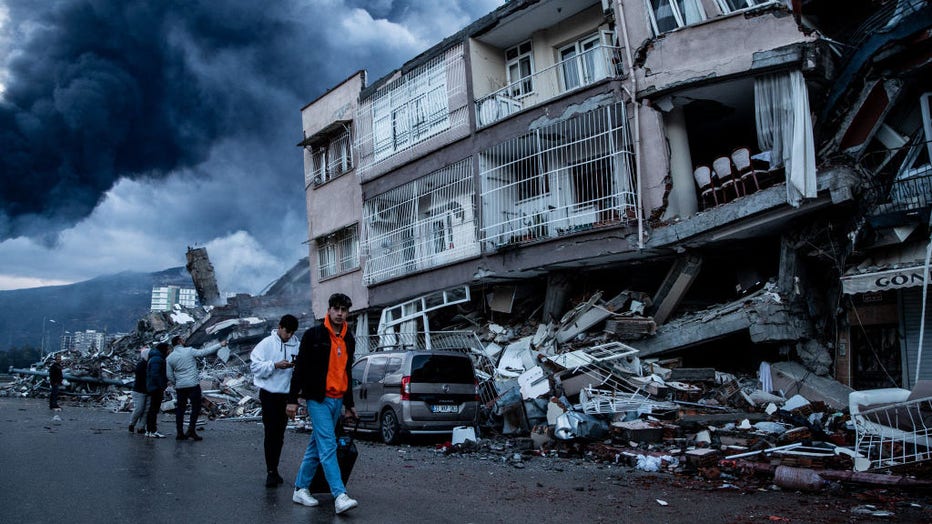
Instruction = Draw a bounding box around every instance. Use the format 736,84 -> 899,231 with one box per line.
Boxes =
475,45 -> 623,128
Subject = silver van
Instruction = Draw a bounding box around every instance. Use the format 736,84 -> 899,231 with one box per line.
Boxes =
350,350 -> 479,444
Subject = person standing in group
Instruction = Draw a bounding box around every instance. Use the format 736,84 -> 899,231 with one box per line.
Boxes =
288,293 -> 358,515
146,342 -> 171,438
250,314 -> 300,487
166,335 -> 226,441
128,346 -> 151,434
48,354 -> 63,411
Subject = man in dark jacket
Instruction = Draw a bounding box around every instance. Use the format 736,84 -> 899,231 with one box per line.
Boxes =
48,354 -> 63,411
128,347 -> 150,434
287,293 -> 358,514
145,342 -> 171,438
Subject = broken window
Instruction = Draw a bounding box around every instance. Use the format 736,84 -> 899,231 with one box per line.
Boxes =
362,159 -> 479,284
372,54 -> 451,162
506,41 -> 534,97
480,102 -> 636,248
646,0 -> 706,36
715,0 -> 777,14
316,225 -> 359,280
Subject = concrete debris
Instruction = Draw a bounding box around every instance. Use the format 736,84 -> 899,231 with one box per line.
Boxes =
5,281 -> 930,493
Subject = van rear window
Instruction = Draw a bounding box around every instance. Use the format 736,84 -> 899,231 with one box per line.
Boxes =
410,355 -> 474,383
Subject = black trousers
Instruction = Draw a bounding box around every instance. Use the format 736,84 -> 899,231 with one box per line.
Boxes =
147,389 -> 164,432
49,384 -> 60,409
260,389 -> 289,473
175,385 -> 203,435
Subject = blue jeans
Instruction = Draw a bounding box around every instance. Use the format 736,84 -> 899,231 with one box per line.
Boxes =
294,397 -> 345,497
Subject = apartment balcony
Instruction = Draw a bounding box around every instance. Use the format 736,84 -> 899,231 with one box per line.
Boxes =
865,168 -> 932,229
362,159 -> 481,285
479,102 -> 638,250
475,44 -> 624,128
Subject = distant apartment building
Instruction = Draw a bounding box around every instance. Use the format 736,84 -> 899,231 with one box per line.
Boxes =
150,285 -> 198,312
300,1 -> 932,389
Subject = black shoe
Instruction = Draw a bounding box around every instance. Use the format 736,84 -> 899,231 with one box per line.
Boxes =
275,472 -> 284,485
265,473 -> 279,488
186,431 -> 203,441
129,424 -> 135,433
176,433 -> 188,441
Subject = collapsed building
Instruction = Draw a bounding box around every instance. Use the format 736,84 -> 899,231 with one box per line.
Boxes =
296,0 -> 932,477
6,0 -> 932,493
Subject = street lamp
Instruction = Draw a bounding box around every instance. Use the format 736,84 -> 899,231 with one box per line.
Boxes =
42,317 -> 56,358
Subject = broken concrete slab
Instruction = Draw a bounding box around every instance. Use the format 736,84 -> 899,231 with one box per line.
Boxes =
769,361 -> 854,411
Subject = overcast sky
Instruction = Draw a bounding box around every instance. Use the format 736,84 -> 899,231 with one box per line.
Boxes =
0,0 -> 502,294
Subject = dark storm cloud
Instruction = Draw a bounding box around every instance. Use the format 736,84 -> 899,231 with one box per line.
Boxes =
0,0 -> 502,291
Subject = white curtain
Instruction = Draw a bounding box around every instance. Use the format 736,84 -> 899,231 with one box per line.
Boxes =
755,70 -> 816,207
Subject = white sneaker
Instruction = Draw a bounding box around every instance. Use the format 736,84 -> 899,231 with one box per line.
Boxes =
334,493 -> 358,514
146,431 -> 166,438
292,488 -> 319,507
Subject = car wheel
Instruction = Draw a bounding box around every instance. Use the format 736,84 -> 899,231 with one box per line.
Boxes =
380,409 -> 400,444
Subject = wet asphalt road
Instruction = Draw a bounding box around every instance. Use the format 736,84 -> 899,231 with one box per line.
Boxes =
3,397 -> 931,523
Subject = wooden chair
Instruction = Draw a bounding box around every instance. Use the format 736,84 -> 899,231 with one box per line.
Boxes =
712,156 -> 742,201
731,147 -> 768,193
693,165 -> 718,208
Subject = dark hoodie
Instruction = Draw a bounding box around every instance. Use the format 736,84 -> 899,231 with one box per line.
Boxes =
146,345 -> 168,393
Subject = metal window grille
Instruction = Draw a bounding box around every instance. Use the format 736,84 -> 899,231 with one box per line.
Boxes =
362,158 -> 478,284
479,102 -> 638,249
355,45 -> 468,179
316,225 -> 359,279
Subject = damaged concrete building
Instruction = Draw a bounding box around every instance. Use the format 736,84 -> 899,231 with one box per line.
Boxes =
300,0 -> 931,395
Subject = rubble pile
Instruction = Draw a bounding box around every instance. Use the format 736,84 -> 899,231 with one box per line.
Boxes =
5,285 -> 931,493
435,288 -> 932,491
1,305 -> 273,418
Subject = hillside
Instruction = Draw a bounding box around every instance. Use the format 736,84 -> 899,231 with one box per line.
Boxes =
0,267 -> 193,351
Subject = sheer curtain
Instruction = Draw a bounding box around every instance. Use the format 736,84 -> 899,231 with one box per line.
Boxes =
755,70 -> 816,207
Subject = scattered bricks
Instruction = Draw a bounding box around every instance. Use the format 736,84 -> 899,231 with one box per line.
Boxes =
686,448 -> 721,468
611,420 -> 664,444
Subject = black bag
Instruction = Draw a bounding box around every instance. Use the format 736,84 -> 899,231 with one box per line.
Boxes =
309,418 -> 358,493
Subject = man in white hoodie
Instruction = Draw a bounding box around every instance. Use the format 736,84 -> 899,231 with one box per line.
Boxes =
250,314 -> 300,487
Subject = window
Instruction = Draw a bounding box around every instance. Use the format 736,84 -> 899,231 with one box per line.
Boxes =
715,0 -> 775,14
316,225 -> 359,279
309,128 -> 353,185
366,356 -> 388,383
371,56 -> 450,161
506,41 -> 534,97
647,0 -> 706,35
514,156 -> 549,202
559,33 -> 611,91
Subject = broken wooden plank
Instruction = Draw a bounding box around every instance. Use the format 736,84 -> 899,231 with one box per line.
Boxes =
669,368 -> 716,382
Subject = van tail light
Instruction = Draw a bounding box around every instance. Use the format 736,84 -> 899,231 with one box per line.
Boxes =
474,378 -> 480,401
401,375 -> 410,401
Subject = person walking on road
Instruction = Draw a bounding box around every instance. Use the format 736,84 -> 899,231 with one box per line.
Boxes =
145,342 -> 171,438
288,293 -> 358,515
128,346 -> 151,434
250,314 -> 300,487
48,354 -> 63,411
166,335 -> 225,441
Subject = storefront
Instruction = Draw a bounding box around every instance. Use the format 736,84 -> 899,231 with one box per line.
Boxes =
839,243 -> 932,389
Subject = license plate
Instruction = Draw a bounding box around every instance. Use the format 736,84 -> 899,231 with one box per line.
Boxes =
431,404 -> 458,413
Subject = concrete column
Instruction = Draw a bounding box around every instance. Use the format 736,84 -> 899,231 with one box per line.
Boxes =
662,106 -> 699,220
